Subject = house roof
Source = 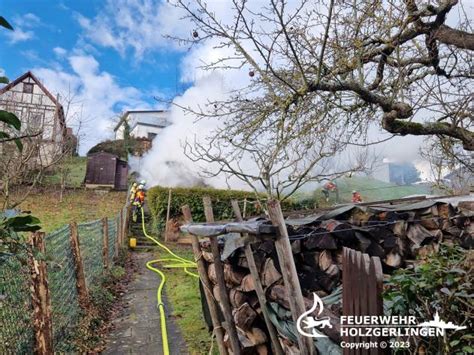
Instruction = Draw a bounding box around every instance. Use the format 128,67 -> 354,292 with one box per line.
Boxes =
113,109 -> 169,131
0,71 -> 66,131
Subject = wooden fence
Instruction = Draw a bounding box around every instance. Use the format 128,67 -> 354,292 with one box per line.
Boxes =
182,197 -> 385,355
342,248 -> 385,355
1,206 -> 129,355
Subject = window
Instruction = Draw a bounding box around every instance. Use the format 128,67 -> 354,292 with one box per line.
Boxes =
29,113 -> 43,132
23,83 -> 34,94
148,132 -> 157,140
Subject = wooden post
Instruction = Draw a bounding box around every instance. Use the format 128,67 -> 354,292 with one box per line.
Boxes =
119,208 -> 125,246
27,232 -> 53,355
231,200 -> 284,355
102,217 -> 109,269
203,196 -> 241,355
267,199 -> 316,355
181,205 -> 228,355
69,222 -> 90,309
165,189 -> 172,242
115,217 -> 120,258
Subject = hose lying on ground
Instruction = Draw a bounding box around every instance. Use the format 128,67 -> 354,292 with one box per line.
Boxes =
140,207 -> 199,355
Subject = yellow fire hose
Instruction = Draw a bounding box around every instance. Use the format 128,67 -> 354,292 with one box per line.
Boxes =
139,207 -> 199,355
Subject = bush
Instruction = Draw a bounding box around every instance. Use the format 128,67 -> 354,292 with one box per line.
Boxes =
384,244 -> 473,354
147,186 -> 295,230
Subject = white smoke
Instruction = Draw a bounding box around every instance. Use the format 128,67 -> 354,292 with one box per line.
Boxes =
138,73 -> 251,189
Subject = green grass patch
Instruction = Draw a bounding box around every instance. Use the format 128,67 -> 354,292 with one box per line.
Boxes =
160,245 -> 217,355
312,176 -> 436,206
17,189 -> 126,232
42,156 -> 87,188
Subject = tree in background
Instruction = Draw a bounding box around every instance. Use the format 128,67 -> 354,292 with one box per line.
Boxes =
171,0 -> 472,198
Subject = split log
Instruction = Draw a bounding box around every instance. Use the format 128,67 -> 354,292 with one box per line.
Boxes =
354,231 -> 372,252
392,220 -> 407,237
208,263 -> 217,284
261,259 -> 282,287
229,289 -> 248,308
325,264 -> 340,279
365,241 -> 386,259
406,224 -> 433,252
301,251 -> 319,269
202,251 -> 214,263
247,328 -> 267,345
303,228 -> 338,250
224,328 -> 268,351
233,302 -> 257,330
318,250 -> 333,271
420,217 -> 440,230
239,274 -> 256,292
384,251 -> 402,268
224,264 -> 246,285
322,220 -> 358,246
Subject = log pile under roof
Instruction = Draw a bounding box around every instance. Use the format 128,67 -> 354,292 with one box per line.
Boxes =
182,195 -> 473,354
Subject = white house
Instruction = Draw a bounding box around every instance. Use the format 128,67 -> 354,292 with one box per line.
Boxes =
114,110 -> 170,141
0,71 -> 68,166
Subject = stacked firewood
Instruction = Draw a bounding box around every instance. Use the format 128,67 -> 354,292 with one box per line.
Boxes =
198,200 -> 473,353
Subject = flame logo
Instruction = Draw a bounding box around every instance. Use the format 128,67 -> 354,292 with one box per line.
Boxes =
296,293 -> 332,338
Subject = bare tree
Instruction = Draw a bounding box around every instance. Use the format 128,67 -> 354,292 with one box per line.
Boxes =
420,136 -> 473,193
169,0 -> 472,195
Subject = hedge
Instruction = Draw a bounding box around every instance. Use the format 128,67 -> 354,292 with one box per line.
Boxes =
147,186 -> 294,230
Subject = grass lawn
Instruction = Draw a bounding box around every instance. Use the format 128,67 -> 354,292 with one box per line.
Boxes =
42,156 -> 88,188
16,189 -> 127,233
312,176 -> 436,206
157,245 -> 217,355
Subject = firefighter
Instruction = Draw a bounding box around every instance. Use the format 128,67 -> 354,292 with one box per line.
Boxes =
352,190 -> 362,203
322,181 -> 337,202
132,185 -> 146,222
135,184 -> 146,207
129,182 -> 138,203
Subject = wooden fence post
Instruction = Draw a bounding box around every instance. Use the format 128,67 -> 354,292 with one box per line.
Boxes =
203,196 -> 241,355
231,200 -> 284,355
27,232 -> 53,355
267,199 -> 316,355
102,217 -> 109,269
69,222 -> 90,309
343,248 -> 385,355
181,205 -> 228,355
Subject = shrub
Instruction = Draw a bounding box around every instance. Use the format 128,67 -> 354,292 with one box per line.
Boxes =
384,244 -> 473,354
147,186 -> 295,230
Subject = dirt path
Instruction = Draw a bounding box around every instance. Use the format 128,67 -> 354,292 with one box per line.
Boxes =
103,252 -> 188,355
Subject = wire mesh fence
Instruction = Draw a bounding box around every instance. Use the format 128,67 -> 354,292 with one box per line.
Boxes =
0,254 -> 34,355
108,217 -> 117,261
45,224 -> 81,351
0,207 -> 126,353
78,219 -> 104,288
